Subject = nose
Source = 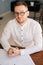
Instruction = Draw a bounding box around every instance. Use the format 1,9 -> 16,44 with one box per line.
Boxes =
18,14 -> 21,17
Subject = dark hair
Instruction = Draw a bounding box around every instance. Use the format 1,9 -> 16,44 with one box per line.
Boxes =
14,2 -> 28,9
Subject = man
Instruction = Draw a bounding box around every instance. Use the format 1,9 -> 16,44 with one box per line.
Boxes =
1,2 -> 42,56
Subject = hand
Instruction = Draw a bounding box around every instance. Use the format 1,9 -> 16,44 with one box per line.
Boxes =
7,47 -> 20,57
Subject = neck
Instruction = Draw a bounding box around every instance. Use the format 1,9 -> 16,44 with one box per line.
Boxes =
18,18 -> 28,26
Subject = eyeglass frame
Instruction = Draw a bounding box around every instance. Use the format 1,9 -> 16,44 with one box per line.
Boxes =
14,10 -> 28,16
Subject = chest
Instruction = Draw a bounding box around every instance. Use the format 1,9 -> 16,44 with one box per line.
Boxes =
13,25 -> 33,42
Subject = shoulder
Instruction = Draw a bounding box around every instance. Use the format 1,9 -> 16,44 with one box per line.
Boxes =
5,19 -> 16,27
27,18 -> 42,32
3,19 -> 16,30
28,18 -> 41,28
7,19 -> 16,25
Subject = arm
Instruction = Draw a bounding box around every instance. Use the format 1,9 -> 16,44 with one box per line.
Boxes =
1,22 -> 11,51
20,23 -> 42,55
1,22 -> 21,56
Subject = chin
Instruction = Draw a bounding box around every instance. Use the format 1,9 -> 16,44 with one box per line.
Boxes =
18,20 -> 23,23
19,22 -> 23,24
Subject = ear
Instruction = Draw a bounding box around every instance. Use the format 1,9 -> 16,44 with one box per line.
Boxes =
27,11 -> 29,17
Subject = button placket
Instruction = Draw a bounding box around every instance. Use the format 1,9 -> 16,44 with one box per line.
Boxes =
21,26 -> 24,45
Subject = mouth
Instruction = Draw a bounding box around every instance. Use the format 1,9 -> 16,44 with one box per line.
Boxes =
18,18 -> 22,22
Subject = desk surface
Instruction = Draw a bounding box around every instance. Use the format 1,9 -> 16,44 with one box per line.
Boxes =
0,43 -> 43,65
0,49 -> 35,65
30,51 -> 43,65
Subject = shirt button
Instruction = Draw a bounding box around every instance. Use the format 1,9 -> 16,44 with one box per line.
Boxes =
21,27 -> 23,31
21,29 -> 23,31
21,35 -> 23,40
21,36 -> 23,39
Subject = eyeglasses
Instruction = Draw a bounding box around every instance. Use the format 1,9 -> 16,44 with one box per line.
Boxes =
14,11 -> 28,16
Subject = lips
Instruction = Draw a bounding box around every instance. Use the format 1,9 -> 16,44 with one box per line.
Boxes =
18,18 -> 22,22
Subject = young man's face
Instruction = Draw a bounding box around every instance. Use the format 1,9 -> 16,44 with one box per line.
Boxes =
14,5 -> 29,24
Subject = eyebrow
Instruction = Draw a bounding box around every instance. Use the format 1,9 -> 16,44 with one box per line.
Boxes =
14,10 -> 28,13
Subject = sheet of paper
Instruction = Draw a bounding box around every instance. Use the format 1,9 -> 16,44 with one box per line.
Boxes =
0,49 -> 35,65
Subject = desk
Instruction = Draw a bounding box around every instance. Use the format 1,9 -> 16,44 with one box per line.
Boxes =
30,51 -> 43,65
0,44 -> 43,65
0,49 -> 35,65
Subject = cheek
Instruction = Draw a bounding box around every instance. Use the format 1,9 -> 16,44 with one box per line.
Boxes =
15,16 -> 18,20
23,15 -> 27,19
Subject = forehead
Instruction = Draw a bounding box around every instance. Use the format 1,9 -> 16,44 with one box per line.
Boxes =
14,5 -> 28,12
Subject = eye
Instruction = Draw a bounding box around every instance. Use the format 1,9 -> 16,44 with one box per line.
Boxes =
14,12 -> 19,15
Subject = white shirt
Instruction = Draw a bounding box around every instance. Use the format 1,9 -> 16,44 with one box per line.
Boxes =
1,18 -> 42,55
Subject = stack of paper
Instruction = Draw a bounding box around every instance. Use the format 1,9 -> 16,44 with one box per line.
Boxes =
0,49 -> 35,65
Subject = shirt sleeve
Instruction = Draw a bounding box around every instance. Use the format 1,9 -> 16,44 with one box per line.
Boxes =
20,22 -> 42,55
1,22 -> 11,51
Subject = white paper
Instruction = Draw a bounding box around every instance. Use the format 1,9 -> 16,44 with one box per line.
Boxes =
0,49 -> 35,65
